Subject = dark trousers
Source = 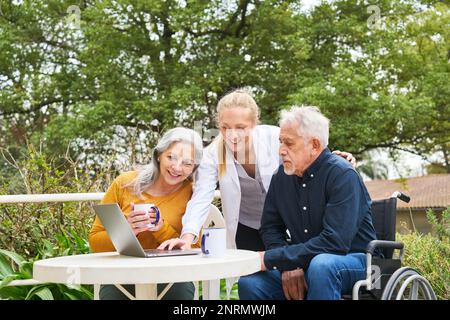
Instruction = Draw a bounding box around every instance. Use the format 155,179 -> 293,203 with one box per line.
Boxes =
235,222 -> 265,251
100,282 -> 195,300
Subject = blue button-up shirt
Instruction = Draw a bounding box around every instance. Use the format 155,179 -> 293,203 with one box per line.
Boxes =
261,148 -> 377,272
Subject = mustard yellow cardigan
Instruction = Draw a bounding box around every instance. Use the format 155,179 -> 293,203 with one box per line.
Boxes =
89,171 -> 199,252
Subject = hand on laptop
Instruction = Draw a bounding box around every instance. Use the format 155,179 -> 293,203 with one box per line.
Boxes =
158,237 -> 192,251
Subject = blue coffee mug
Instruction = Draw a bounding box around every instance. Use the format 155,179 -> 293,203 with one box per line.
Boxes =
201,232 -> 210,255
200,228 -> 226,257
152,205 -> 160,225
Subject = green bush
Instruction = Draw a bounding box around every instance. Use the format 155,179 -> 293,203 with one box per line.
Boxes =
397,207 -> 450,300
0,248 -> 93,300
0,144 -> 115,299
0,144 -> 114,257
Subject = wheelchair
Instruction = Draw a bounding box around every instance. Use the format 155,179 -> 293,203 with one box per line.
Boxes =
351,192 -> 437,300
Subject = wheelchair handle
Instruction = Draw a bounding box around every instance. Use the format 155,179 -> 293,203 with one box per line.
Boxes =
391,191 -> 410,203
366,240 -> 404,255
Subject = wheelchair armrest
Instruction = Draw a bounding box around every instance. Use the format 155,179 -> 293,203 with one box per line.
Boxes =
366,240 -> 404,255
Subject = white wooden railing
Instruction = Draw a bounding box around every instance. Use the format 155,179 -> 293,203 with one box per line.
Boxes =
0,193 -> 106,299
0,190 -> 221,300
0,193 -> 106,204
0,191 -> 221,204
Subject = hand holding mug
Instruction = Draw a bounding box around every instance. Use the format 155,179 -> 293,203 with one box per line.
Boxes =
128,203 -> 161,235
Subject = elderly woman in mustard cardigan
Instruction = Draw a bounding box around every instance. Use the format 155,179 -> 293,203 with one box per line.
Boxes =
89,127 -> 203,300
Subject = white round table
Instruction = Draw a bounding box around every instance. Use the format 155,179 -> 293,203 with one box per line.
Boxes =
33,249 -> 260,300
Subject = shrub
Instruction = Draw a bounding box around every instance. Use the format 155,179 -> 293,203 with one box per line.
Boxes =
0,249 -> 93,300
0,144 -> 115,257
0,144 -> 115,299
397,207 -> 450,300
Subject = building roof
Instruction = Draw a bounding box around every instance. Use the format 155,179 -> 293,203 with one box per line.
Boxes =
364,174 -> 450,210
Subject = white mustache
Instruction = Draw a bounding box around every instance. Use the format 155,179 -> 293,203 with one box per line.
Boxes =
226,138 -> 242,144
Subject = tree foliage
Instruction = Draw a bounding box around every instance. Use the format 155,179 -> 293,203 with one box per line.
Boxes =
0,0 -> 448,172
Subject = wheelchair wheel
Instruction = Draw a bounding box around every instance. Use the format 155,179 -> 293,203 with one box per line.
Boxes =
381,267 -> 436,300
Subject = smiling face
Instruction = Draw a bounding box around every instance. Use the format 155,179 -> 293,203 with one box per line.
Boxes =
218,107 -> 256,157
157,141 -> 195,186
279,122 -> 322,176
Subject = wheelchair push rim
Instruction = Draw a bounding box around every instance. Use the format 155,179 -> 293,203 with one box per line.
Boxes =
381,267 -> 437,300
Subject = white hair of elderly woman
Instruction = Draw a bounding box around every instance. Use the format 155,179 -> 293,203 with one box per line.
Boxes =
130,127 -> 203,197
279,106 -> 330,147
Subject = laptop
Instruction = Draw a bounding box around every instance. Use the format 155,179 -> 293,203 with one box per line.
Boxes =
93,203 -> 200,258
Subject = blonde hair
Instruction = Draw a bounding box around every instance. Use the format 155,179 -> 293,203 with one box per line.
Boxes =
216,88 -> 260,178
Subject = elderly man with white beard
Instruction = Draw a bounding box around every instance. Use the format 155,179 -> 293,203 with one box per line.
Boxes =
238,106 -> 378,300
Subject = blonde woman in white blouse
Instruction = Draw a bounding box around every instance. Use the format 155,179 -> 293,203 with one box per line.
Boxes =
159,89 -> 356,252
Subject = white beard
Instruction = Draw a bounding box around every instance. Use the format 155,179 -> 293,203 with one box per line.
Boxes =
283,165 -> 296,176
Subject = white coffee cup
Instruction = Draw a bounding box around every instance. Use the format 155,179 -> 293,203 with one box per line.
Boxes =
133,203 -> 160,228
201,227 -> 226,258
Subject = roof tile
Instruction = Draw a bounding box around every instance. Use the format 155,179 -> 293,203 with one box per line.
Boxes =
364,174 -> 450,209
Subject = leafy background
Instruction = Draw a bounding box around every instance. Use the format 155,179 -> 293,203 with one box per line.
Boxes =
0,0 -> 448,173
0,0 -> 448,300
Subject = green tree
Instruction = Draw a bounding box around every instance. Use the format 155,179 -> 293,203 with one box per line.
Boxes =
287,0 -> 449,170
0,0 -> 448,172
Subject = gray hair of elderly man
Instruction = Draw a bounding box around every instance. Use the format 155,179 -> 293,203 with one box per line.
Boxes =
279,106 -> 330,147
